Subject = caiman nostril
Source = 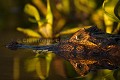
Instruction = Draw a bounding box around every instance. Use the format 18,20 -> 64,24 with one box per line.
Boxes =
6,41 -> 20,50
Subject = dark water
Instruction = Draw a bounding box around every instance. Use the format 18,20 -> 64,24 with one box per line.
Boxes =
0,30 -> 68,80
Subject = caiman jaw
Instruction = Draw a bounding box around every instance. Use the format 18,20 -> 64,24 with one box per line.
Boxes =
6,41 -> 58,52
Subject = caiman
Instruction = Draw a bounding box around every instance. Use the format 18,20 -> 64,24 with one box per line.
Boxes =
6,26 -> 120,76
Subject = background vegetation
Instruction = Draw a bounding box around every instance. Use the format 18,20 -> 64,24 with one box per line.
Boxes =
0,0 -> 120,80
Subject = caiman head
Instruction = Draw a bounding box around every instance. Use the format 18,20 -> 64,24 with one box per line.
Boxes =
56,26 -> 120,76
6,26 -> 120,77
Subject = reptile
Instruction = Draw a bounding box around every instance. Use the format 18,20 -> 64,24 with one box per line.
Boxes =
6,26 -> 120,76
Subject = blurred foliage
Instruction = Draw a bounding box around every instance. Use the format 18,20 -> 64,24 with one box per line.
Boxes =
1,0 -> 120,80
103,0 -> 120,33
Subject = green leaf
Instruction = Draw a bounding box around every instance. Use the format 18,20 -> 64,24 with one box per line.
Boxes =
55,27 -> 81,37
61,0 -> 70,14
114,0 -> 120,20
38,24 -> 53,38
28,18 -> 47,24
103,0 -> 120,22
46,0 -> 53,25
32,0 -> 47,16
38,0 -> 53,38
74,0 -> 96,14
24,4 -> 43,26
103,0 -> 120,33
17,27 -> 41,38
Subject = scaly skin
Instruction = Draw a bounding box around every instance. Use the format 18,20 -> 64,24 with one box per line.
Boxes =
6,26 -> 120,76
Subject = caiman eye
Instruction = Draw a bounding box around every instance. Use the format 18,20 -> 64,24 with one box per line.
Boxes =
76,34 -> 83,41
77,63 -> 83,70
